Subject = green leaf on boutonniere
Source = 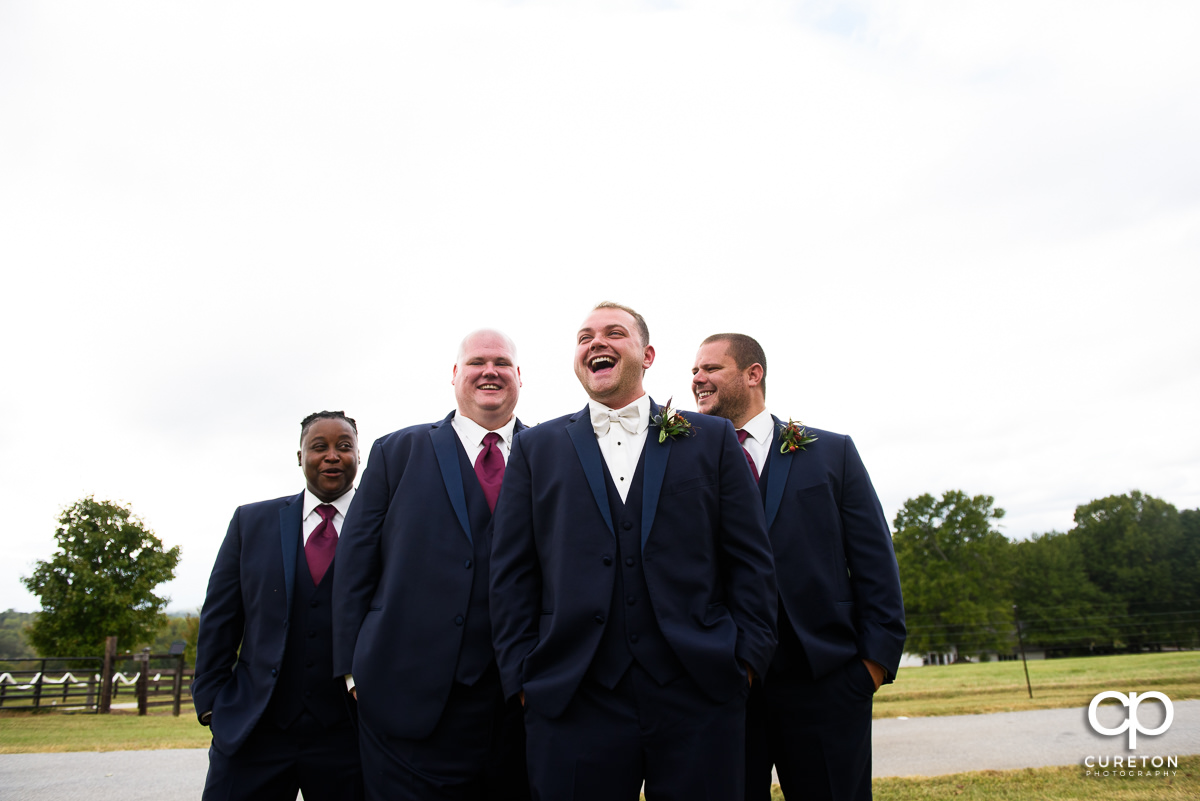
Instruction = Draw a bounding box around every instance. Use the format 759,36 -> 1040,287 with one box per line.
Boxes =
651,397 -> 695,443
778,419 -> 818,454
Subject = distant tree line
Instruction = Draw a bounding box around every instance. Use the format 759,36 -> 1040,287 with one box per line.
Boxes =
894,490 -> 1200,658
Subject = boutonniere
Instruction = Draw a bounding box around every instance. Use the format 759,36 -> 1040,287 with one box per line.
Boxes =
777,419 -> 818,453
651,397 -> 695,444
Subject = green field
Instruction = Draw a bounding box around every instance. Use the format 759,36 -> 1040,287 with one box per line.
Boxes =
875,651 -> 1200,718
0,709 -> 210,753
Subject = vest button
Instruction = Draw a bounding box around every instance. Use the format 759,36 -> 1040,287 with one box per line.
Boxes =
625,557 -> 635,567
629,633 -> 639,643
627,596 -> 636,606
622,521 -> 633,530
455,615 -> 464,626
594,614 -> 605,624
464,560 -> 472,569
270,668 -> 278,677
310,600 -> 319,608
306,661 -> 314,668
602,556 -> 612,566
307,630 -> 315,638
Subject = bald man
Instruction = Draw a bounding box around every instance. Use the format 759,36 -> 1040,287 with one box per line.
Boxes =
333,331 -> 530,801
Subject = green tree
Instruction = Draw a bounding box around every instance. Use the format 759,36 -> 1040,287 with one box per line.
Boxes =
893,491 -> 1014,657
0,609 -> 38,661
1010,531 -> 1117,653
151,612 -> 200,666
21,497 -> 181,658
1070,491 -> 1191,649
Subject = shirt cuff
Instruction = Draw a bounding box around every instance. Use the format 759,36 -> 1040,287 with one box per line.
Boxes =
344,674 -> 355,692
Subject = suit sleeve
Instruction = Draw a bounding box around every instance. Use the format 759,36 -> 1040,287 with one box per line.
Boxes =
191,508 -> 246,724
715,419 -> 779,678
840,436 -> 906,680
489,432 -> 542,701
331,438 -> 390,678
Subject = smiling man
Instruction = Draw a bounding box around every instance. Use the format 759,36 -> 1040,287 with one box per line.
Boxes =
692,333 -> 905,801
193,410 -> 364,801
333,330 -> 529,801
490,302 -> 777,801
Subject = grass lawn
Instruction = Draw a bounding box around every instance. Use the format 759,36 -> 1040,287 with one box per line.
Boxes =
863,756 -> 1200,801
875,651 -> 1200,718
0,709 -> 209,753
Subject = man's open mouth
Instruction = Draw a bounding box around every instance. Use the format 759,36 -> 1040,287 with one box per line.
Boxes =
478,383 -> 502,391
695,389 -> 714,400
589,355 -> 616,373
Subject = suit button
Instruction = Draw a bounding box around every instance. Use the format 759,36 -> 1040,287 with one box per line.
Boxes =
602,556 -> 612,566
270,668 -> 278,677
464,560 -> 472,569
622,521 -> 633,530
625,557 -> 635,567
307,630 -> 315,638
594,615 -> 605,625
455,615 -> 464,626
305,690 -> 312,698
310,600 -> 319,608
630,634 -> 639,643
306,661 -> 314,668
627,596 -> 636,606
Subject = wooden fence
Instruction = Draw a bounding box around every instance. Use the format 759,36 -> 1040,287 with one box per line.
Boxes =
0,637 -> 192,716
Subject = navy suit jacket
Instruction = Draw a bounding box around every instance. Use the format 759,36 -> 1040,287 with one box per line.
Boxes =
192,492 -> 312,755
761,418 -> 905,679
332,410 -> 527,740
490,400 -> 778,719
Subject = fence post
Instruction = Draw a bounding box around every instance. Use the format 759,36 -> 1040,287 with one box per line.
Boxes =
99,636 -> 117,714
135,647 -> 149,716
31,658 -> 45,709
172,652 -> 184,717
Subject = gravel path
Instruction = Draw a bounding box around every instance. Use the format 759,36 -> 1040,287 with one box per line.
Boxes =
1,700 -> 1196,799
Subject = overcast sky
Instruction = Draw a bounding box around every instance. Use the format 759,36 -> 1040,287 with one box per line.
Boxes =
2,0 -> 1197,615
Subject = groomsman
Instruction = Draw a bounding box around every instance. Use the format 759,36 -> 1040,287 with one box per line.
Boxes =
491,302 -> 777,801
692,333 -> 906,801
194,410 -> 364,801
333,330 -> 529,801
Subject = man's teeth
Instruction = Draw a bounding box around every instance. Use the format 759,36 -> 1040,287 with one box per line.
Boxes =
479,384 -> 501,390
590,356 -> 615,370
697,390 -> 714,399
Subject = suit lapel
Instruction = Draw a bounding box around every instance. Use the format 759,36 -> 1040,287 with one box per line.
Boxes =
566,407 -> 615,537
640,398 -> 669,551
278,493 -> 304,613
763,415 -> 792,531
431,411 -> 474,545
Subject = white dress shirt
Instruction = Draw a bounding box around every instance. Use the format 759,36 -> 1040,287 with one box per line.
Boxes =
738,408 -> 774,480
451,411 -> 516,465
588,394 -> 651,504
302,487 -> 355,544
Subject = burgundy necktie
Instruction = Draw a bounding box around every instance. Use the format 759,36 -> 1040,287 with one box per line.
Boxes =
475,432 -> 505,513
306,504 -> 338,586
736,429 -> 760,483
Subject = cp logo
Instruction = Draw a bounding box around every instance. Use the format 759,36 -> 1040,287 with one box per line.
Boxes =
1088,691 -> 1173,749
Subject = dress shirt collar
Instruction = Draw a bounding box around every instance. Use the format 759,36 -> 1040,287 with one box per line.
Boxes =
452,410 -> 517,449
587,393 -> 651,436
741,408 -> 775,446
303,486 -> 355,520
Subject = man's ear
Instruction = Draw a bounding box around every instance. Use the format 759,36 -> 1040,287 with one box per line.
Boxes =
642,345 -> 656,370
297,449 -> 303,466
746,363 -> 765,388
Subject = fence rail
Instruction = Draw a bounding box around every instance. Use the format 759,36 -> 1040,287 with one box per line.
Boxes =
0,638 -> 192,716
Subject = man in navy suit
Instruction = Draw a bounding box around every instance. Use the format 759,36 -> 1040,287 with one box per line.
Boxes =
692,334 -> 906,801
491,302 -> 777,801
193,410 -> 364,801
333,329 -> 529,801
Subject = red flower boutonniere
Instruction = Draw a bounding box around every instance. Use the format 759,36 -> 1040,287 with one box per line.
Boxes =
778,419 -> 818,454
651,397 -> 695,444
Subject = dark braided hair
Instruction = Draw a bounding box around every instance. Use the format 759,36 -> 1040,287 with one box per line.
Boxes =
300,410 -> 358,444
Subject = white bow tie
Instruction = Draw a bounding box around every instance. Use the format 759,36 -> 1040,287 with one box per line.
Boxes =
591,405 -> 641,437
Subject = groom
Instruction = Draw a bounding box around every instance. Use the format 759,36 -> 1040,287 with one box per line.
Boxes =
490,302 -> 777,801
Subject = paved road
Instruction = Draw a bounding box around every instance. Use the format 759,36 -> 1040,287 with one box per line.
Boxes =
2,701 -> 1197,799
